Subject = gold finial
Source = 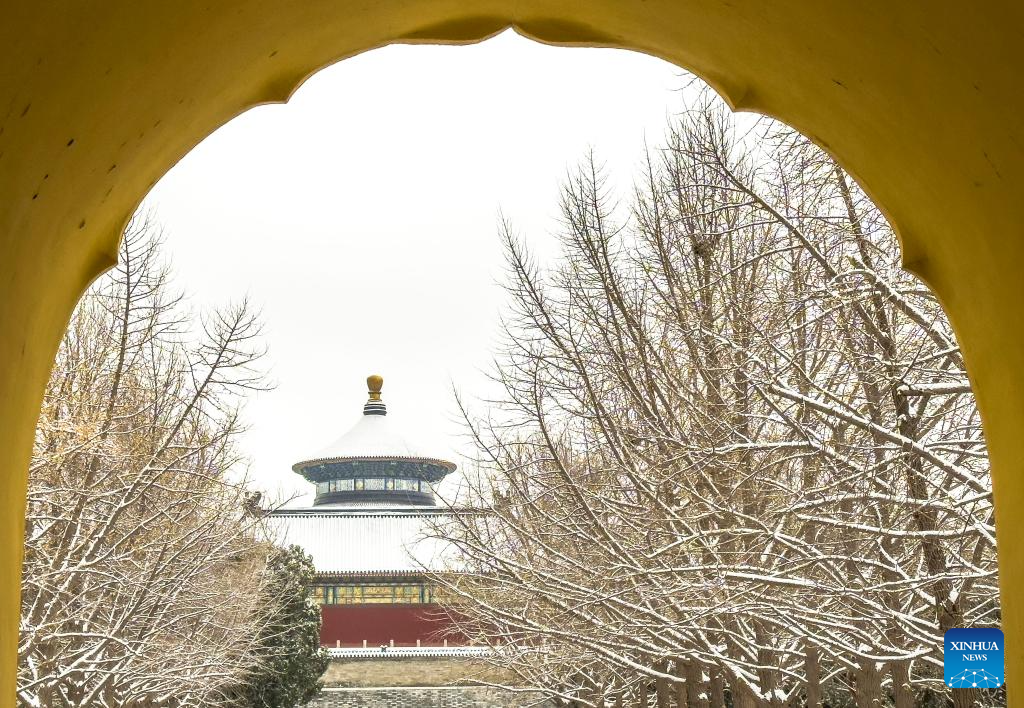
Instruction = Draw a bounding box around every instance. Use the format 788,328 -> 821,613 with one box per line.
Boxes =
367,374 -> 384,401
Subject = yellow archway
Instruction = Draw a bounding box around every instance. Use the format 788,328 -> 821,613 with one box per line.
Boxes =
3,2 -> 1023,704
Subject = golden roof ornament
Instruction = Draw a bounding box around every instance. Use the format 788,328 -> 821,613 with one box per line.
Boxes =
367,374 -> 383,401
363,374 -> 386,416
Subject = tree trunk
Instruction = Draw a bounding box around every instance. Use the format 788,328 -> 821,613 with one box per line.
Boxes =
657,672 -> 671,708
732,682 -> 759,708
889,661 -> 913,708
756,625 -> 782,708
686,662 -> 709,708
709,670 -> 726,708
855,657 -> 882,708
675,660 -> 688,708
952,686 -> 980,708
804,646 -> 822,708
676,681 -> 688,708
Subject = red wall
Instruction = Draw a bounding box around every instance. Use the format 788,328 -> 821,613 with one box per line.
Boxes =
320,605 -> 467,647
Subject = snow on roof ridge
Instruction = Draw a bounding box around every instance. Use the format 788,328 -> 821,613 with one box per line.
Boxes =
292,411 -> 456,472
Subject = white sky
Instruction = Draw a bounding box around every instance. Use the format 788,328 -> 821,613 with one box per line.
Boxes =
143,31 -> 693,505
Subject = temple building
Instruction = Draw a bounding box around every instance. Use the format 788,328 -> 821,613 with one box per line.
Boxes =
270,375 -> 465,649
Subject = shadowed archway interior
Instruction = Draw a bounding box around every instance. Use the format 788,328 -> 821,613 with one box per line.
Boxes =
2,2 -> 1023,704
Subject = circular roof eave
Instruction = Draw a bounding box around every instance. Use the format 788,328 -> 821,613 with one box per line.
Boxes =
291,455 -> 457,475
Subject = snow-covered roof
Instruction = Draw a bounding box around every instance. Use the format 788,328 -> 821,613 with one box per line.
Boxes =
293,412 -> 456,471
291,375 -> 456,474
268,508 -> 460,575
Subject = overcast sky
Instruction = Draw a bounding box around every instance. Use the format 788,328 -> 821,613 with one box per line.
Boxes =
143,31 -> 693,505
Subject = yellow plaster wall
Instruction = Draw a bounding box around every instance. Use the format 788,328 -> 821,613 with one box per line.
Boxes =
2,2 -> 1022,704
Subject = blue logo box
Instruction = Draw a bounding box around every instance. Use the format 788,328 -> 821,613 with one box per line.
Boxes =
944,628 -> 1004,688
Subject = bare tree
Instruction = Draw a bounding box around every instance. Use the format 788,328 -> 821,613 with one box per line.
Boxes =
437,96 -> 997,708
19,215 -> 285,707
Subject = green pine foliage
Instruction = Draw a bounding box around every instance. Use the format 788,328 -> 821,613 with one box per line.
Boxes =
239,545 -> 330,708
